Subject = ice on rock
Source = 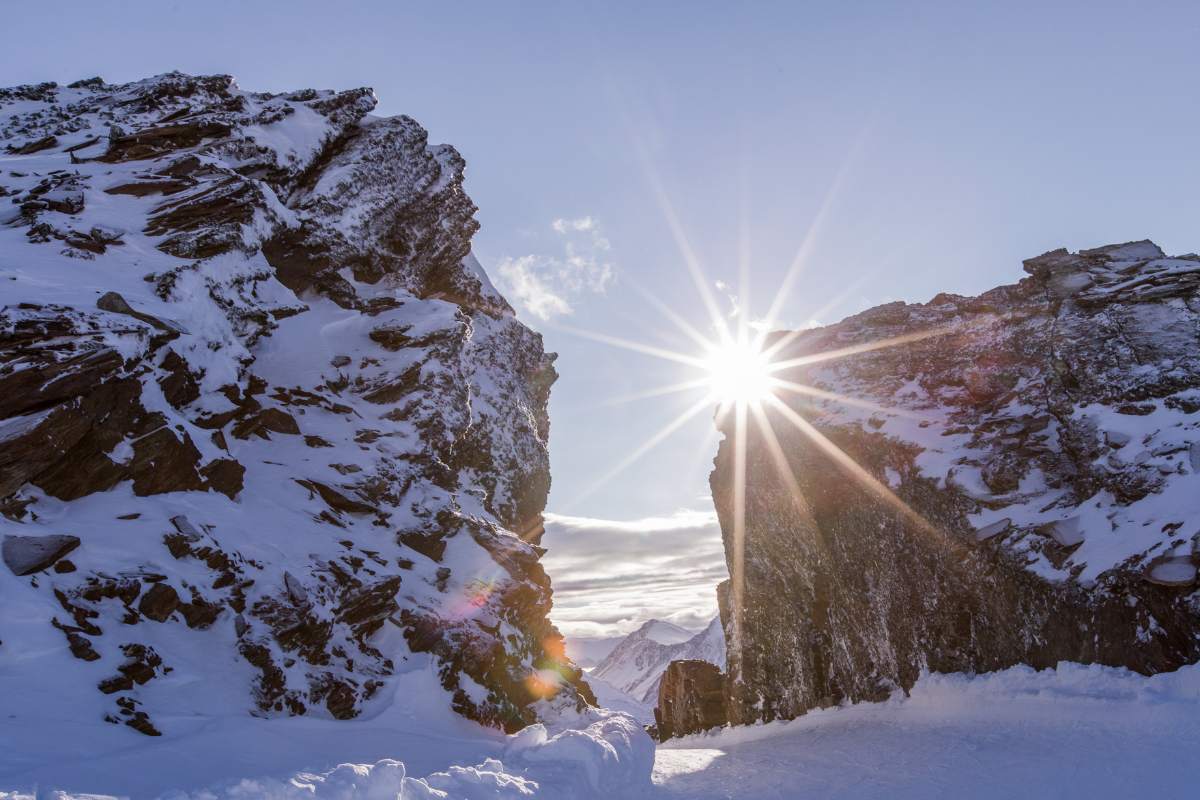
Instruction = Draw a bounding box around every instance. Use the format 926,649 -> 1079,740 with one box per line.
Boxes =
1044,516 -> 1085,548
2,534 -> 80,576
1145,557 -> 1197,587
974,517 -> 1011,541
1104,430 -> 1132,448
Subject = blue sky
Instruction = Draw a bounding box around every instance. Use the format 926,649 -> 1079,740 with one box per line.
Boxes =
6,1 -> 1200,528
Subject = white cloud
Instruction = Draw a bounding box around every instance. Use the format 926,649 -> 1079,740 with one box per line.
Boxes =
540,509 -> 728,639
497,256 -> 573,319
495,217 -> 615,321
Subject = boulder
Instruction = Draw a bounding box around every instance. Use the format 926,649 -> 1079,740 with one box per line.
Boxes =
2,534 -> 80,576
138,583 -> 180,622
654,660 -> 727,740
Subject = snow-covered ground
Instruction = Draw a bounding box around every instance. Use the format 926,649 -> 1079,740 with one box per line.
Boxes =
0,653 -> 653,798
653,662 -> 1200,800
6,661 -> 1194,798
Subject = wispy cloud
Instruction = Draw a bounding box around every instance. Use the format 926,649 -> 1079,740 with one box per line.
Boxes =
496,216 -> 615,320
540,508 -> 728,638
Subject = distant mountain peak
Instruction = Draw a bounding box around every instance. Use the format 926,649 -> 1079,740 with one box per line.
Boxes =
630,618 -> 696,645
590,617 -> 725,705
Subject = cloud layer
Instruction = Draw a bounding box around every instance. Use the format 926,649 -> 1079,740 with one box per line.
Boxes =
496,217 -> 614,320
540,508 -> 728,638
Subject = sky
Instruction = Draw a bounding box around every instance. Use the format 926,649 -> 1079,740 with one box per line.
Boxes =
5,0 -> 1200,635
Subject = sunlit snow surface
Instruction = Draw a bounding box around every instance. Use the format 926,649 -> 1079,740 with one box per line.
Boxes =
654,662 -> 1200,800
3,662 -> 1195,797
0,656 -> 653,798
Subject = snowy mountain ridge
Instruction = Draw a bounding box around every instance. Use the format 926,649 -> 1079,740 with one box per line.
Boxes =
565,621 -> 691,669
592,617 -> 725,704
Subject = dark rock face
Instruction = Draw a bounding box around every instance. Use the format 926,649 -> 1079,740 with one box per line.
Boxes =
710,241 -> 1200,729
0,73 -> 585,735
654,660 -> 727,740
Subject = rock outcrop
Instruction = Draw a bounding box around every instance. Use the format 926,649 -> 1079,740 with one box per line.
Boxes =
653,660 -> 727,740
0,73 -> 590,737
705,241 -> 1200,730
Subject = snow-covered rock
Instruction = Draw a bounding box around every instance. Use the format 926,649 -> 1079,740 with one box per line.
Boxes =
0,72 -> 593,747
709,241 -> 1200,729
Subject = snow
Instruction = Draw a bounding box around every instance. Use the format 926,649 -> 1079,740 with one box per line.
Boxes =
653,662 -> 1200,799
10,661 -> 1195,798
806,343 -> 1200,586
639,620 -> 696,646
586,675 -> 657,725
0,649 -> 653,798
1147,558 -> 1197,586
973,517 -> 1010,541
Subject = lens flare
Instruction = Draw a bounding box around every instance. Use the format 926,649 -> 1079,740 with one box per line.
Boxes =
524,668 -> 565,700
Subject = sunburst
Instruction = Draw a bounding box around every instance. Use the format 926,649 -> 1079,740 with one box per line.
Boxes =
536,123 -> 955,675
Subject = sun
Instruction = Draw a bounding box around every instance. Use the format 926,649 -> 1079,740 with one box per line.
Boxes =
703,339 -> 777,406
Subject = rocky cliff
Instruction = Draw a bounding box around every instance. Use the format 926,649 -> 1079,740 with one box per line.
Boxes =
705,241 -> 1200,729
0,72 -> 592,737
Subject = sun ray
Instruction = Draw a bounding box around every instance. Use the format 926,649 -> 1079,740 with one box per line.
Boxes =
562,395 -> 715,510
764,394 -> 937,535
752,126 -> 870,352
736,160 -> 752,347
628,134 -> 733,347
748,403 -> 807,505
544,320 -> 709,369
730,396 -> 749,655
625,276 -> 716,354
771,379 -> 925,420
596,377 -> 714,408
758,269 -> 876,360
766,326 -> 953,373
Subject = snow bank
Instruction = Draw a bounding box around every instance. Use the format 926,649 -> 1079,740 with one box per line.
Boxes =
196,714 -> 652,799
6,713 -> 652,800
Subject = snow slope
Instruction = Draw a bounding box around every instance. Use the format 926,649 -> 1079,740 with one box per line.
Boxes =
654,662 -> 1200,799
8,660 -> 1195,797
0,659 -> 653,797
